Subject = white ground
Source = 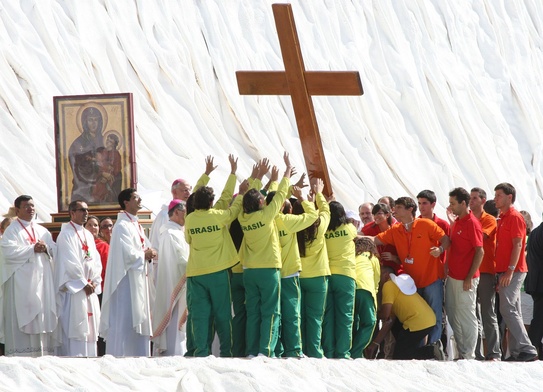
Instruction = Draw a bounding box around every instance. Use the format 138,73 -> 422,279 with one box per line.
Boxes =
0,1 -> 542,390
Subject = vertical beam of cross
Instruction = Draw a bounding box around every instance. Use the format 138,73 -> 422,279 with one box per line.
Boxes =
236,3 -> 363,196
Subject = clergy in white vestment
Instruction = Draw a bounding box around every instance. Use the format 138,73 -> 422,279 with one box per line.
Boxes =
55,200 -> 102,356
148,162 -> 213,290
0,195 -> 59,357
152,199 -> 189,356
99,188 -> 157,356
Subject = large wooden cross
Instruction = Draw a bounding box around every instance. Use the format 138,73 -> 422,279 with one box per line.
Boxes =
236,3 -> 363,196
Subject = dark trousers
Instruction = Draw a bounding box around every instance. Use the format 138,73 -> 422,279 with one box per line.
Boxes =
392,320 -> 434,360
529,293 -> 543,359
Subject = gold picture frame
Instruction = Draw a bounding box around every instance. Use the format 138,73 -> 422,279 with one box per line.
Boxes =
54,93 -> 136,212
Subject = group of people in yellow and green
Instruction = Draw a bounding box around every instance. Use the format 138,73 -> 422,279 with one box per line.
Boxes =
182,153 -> 384,359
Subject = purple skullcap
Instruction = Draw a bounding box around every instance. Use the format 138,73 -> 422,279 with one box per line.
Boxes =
168,199 -> 185,212
171,179 -> 187,189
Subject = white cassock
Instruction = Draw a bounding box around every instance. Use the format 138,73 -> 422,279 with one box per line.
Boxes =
148,205 -> 168,306
152,220 -> 188,356
99,211 -> 152,356
55,222 -> 102,356
0,219 -> 59,357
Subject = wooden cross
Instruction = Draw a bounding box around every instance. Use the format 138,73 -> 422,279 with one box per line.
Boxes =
236,3 -> 363,196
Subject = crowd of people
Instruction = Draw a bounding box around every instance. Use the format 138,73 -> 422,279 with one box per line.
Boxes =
0,154 -> 542,362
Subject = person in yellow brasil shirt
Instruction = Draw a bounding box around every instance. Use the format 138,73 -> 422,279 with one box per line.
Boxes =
266,175 -> 319,358
184,155 -> 249,357
238,152 -> 293,357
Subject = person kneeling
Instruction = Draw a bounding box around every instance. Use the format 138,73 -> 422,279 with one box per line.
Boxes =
365,267 -> 444,360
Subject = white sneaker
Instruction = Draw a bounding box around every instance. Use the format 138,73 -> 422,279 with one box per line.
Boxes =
433,340 -> 446,361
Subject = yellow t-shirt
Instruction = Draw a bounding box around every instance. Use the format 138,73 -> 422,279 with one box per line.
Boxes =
355,252 -> 381,305
381,280 -> 436,332
276,200 -> 318,277
185,195 -> 243,277
300,193 -> 331,278
238,177 -> 290,269
325,223 -> 357,279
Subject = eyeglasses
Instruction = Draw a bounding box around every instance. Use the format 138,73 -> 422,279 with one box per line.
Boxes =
100,224 -> 113,229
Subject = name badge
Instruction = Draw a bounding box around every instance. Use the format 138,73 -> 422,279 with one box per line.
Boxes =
404,257 -> 414,264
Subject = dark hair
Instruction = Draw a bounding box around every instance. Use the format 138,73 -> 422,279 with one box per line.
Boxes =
118,188 -> 137,210
381,266 -> 395,275
99,216 -> 113,226
265,190 -> 290,213
293,200 -> 320,257
185,193 -> 196,216
86,215 -> 100,224
494,182 -> 516,204
107,134 -> 120,147
483,200 -> 499,218
372,203 -> 392,225
448,187 -> 470,206
193,187 -> 214,210
14,195 -> 32,209
417,189 -> 436,204
328,201 -> 347,232
282,199 -> 292,214
229,219 -> 244,252
69,200 -> 85,211
355,236 -> 378,257
243,189 -> 262,214
265,191 -> 275,206
470,187 -> 487,200
395,196 -> 417,217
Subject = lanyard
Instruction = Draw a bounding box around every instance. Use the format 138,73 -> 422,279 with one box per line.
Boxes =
124,212 -> 145,249
17,218 -> 36,244
403,221 -> 414,258
70,222 -> 90,257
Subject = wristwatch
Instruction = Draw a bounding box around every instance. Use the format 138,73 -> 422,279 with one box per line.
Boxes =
508,265 -> 516,271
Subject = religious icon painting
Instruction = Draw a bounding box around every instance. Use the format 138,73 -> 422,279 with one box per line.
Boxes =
54,93 -> 136,212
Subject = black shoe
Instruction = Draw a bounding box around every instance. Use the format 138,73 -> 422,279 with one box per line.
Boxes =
504,355 -> 517,361
516,352 -> 538,362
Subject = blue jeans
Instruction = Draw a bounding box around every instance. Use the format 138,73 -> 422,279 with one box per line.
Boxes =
417,278 -> 443,344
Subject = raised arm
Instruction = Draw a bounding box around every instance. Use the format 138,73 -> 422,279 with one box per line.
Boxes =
205,155 -> 218,175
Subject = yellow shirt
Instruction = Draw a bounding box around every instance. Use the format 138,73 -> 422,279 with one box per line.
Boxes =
276,200 -> 318,277
300,193 -> 331,278
213,174 -> 237,210
238,177 -> 290,269
355,252 -> 381,305
194,173 -> 210,192
381,280 -> 436,332
185,195 -> 242,277
325,223 -> 357,279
